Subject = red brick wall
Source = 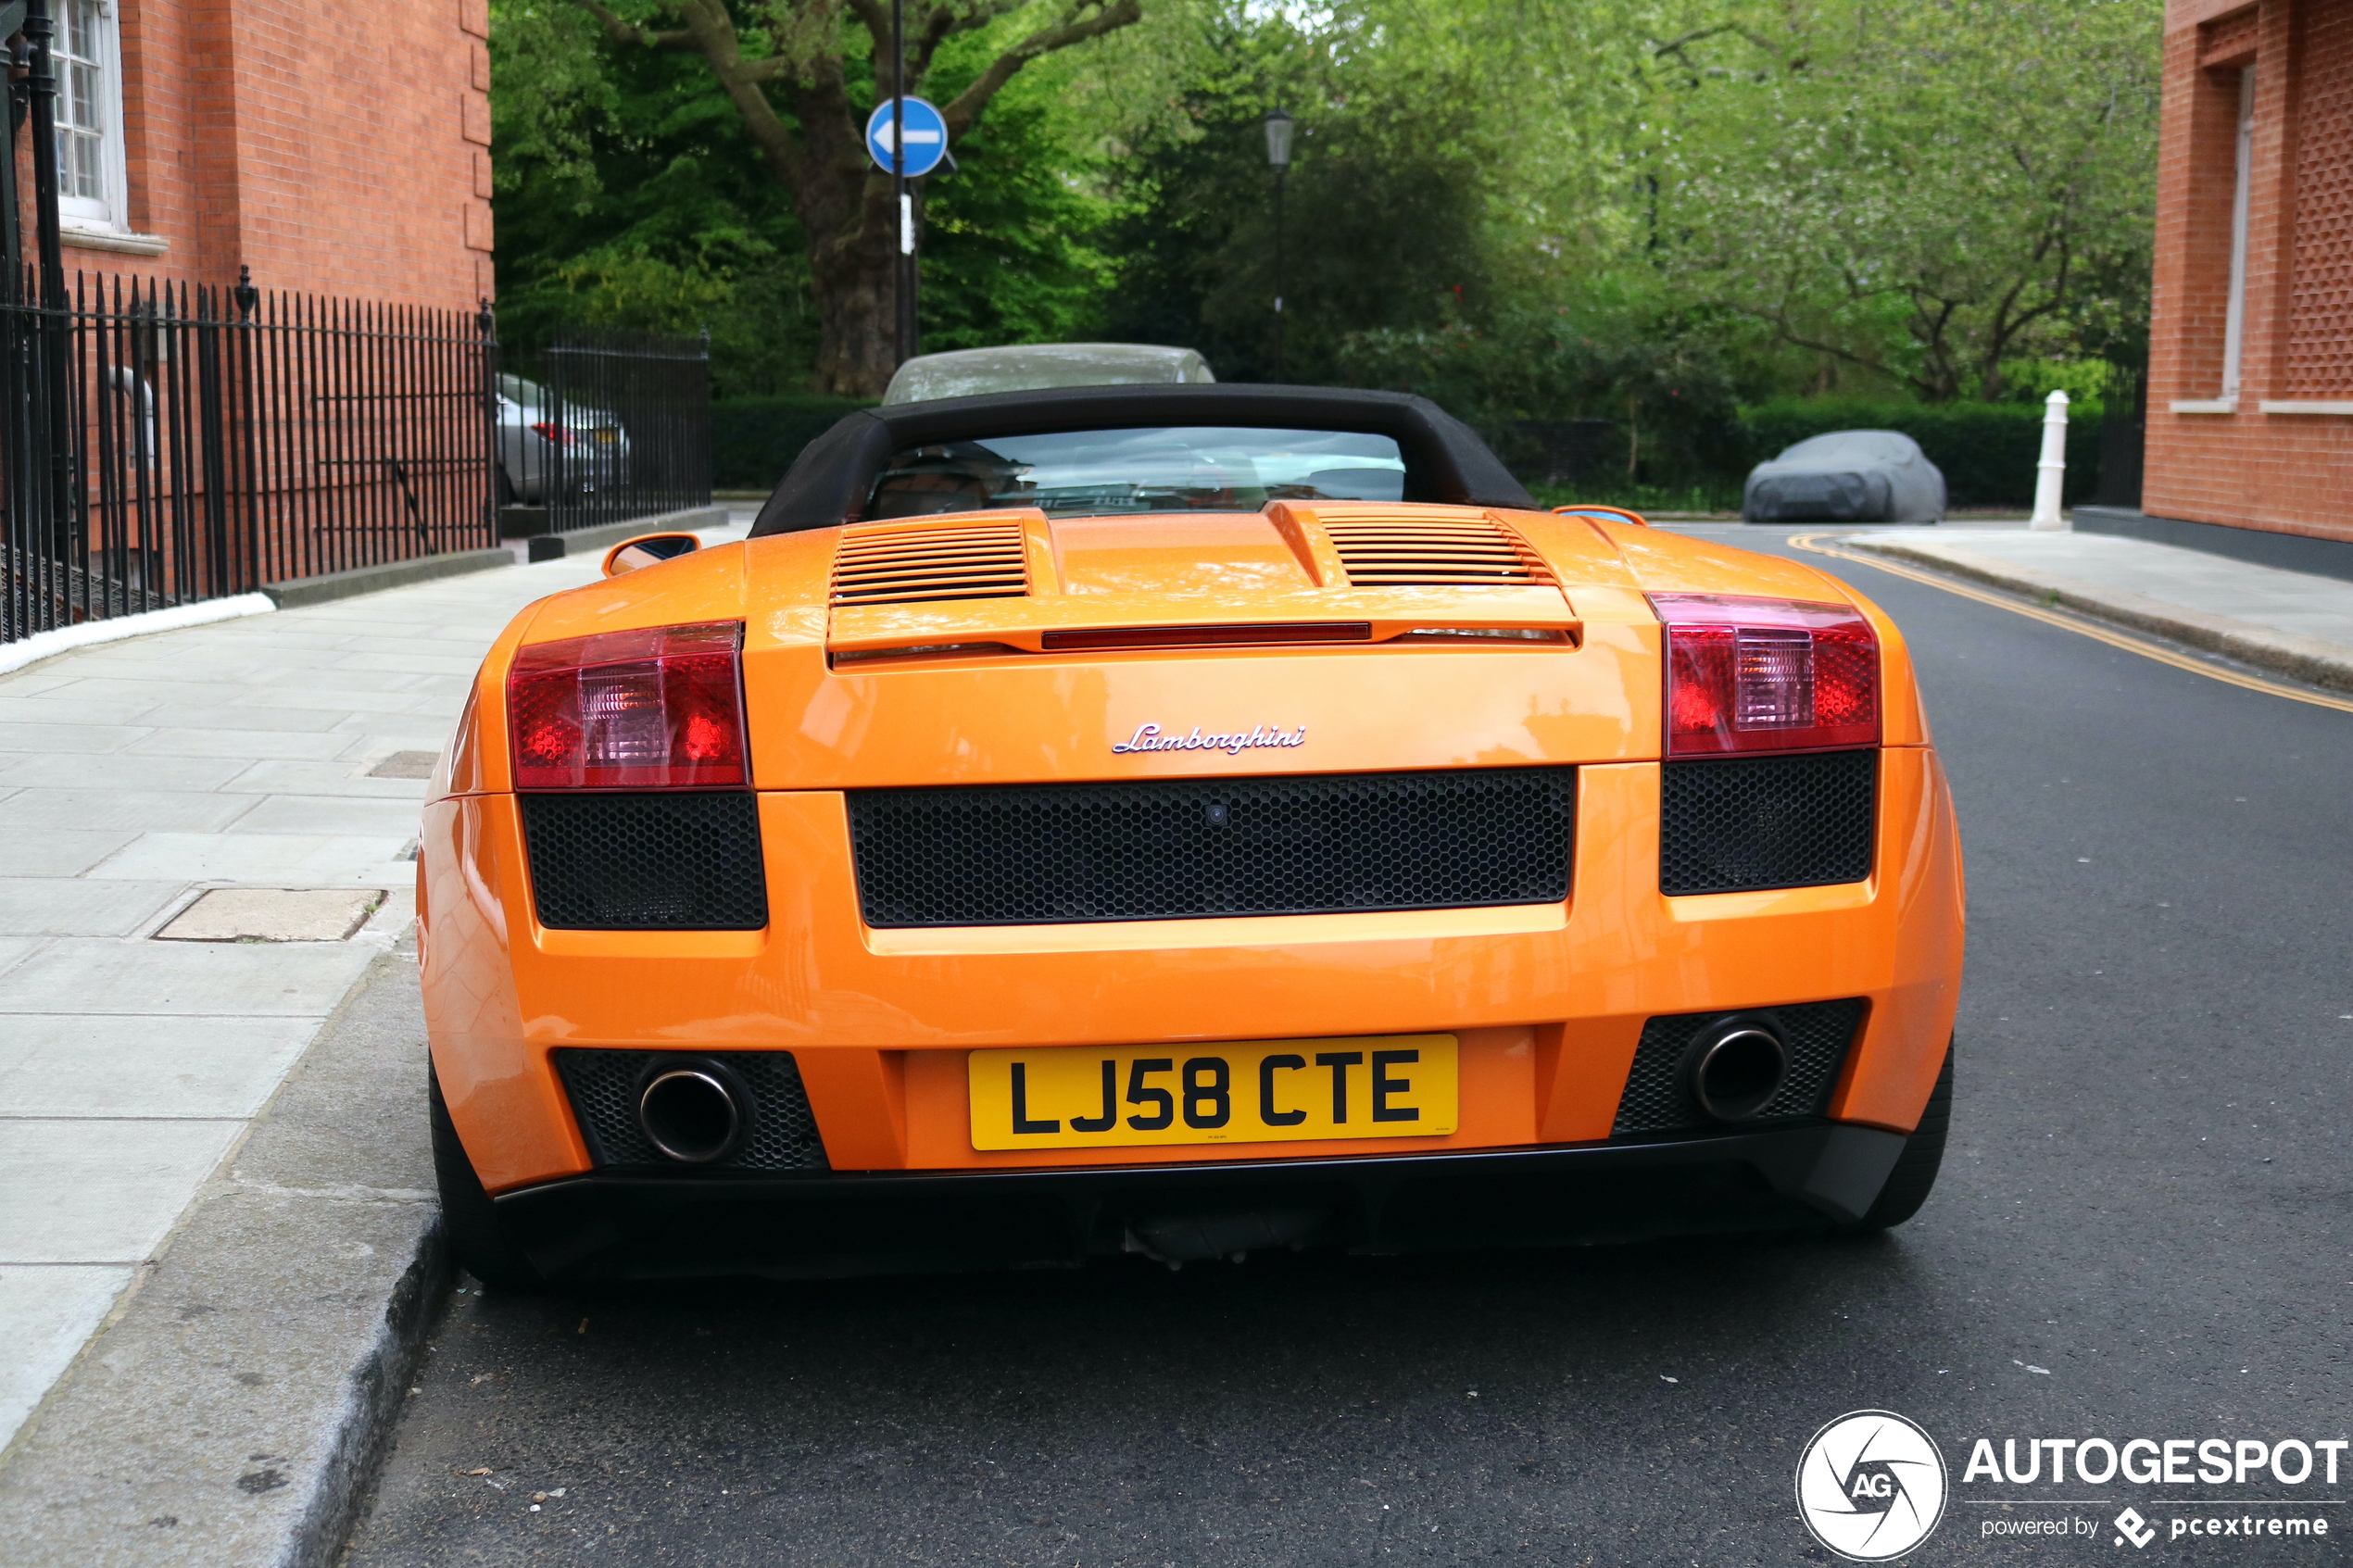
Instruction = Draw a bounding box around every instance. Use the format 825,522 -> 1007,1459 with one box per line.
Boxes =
61,0 -> 491,310
2146,0 -> 2353,544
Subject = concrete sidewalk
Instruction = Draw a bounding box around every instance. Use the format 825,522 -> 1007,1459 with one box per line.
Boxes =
1837,526 -> 2353,695
0,514 -> 750,1461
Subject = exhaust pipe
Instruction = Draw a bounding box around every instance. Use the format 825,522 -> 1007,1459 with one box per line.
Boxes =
637,1060 -> 748,1163
1681,1016 -> 1788,1123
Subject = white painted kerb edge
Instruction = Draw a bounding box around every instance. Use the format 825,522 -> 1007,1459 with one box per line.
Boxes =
0,593 -> 275,677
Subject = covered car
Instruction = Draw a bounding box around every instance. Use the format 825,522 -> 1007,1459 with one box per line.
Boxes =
419,384 -> 1964,1286
882,343 -> 1214,405
1743,430 -> 1944,523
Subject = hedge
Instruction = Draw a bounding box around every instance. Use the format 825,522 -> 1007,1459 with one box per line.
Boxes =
1735,397 -> 2108,509
711,395 -> 874,491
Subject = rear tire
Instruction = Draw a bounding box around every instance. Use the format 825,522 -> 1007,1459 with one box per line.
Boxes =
1844,1041 -> 1952,1233
430,1063 -> 546,1291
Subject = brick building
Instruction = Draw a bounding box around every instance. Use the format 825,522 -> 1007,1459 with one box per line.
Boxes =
37,0 -> 492,307
2141,0 -> 2353,550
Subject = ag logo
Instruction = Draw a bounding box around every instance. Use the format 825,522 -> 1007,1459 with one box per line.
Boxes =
1795,1410 -> 1949,1561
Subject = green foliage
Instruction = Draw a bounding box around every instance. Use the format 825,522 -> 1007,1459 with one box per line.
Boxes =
916,43 -> 1120,352
490,0 -> 2164,483
488,2 -> 1127,395
1098,11 -> 1501,383
488,1 -> 816,395
711,395 -> 875,489
1739,397 -> 2108,508
1652,0 -> 2163,402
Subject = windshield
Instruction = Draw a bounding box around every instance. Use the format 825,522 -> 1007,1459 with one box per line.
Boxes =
867,426 -> 1408,520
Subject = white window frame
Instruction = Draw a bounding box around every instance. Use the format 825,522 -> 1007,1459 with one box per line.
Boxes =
53,0 -> 132,235
2221,66 -> 2257,403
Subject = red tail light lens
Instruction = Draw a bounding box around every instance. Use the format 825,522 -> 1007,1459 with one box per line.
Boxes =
528,420 -> 573,446
508,621 -> 748,789
1650,594 -> 1878,756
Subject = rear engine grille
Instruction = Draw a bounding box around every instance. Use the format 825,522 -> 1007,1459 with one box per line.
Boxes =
1611,999 -> 1867,1136
847,766 -> 1576,927
1322,514 -> 1551,586
554,1048 -> 828,1172
521,792 -> 766,930
1659,750 -> 1875,896
831,518 -> 1028,606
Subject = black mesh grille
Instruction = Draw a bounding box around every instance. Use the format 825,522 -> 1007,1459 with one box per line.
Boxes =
553,1049 -> 828,1172
1611,999 -> 1868,1136
846,767 -> 1576,927
1659,750 -> 1875,896
521,792 -> 766,930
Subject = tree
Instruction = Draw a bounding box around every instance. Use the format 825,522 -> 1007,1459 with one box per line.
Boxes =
576,0 -> 1142,395
1649,0 -> 2162,401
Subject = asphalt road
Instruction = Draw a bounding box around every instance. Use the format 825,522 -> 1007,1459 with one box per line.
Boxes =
343,530 -> 2353,1566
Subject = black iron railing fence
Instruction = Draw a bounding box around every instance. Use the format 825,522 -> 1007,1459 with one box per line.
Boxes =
1,270 -> 496,643
0,275 -> 719,646
498,328 -> 714,535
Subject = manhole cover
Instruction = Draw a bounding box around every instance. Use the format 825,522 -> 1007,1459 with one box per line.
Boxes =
368,750 -> 440,780
157,889 -> 387,943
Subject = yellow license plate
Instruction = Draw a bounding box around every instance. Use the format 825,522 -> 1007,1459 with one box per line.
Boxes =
591,427 -> 619,444
968,1035 -> 1457,1150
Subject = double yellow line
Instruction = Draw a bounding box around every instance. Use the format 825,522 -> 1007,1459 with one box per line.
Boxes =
1786,532 -> 2353,716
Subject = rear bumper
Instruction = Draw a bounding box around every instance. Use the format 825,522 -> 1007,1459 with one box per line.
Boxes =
492,1123 -> 1906,1282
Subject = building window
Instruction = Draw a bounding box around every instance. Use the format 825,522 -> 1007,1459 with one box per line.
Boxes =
2221,67 -> 2257,401
54,0 -> 129,232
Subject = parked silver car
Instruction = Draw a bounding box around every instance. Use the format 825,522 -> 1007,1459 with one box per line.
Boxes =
496,373 -> 629,504
880,343 -> 1215,406
1743,429 -> 1944,523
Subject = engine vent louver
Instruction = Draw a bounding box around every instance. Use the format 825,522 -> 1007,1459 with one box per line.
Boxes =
830,518 -> 1029,607
1323,515 -> 1552,587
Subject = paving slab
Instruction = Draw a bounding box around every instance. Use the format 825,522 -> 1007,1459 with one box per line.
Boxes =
0,1120 -> 247,1261
124,729 -> 363,762
0,939 -> 378,1016
1845,527 -> 2353,694
0,722 -> 151,755
229,797 -> 441,838
1,789 -> 259,834
0,1017 -> 320,1119
0,1268 -> 134,1454
84,834 -> 416,886
0,753 -> 257,792
0,880 -> 186,938
218,761 -> 431,799
0,832 -> 139,877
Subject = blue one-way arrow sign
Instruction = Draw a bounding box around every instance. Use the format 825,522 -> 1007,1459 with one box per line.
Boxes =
866,96 -> 949,178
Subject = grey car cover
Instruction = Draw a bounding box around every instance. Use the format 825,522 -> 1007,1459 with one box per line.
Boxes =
1743,430 -> 1945,523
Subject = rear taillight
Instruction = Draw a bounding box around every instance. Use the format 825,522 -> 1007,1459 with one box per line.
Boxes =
508,621 -> 748,789
1650,594 -> 1878,756
529,420 -> 573,446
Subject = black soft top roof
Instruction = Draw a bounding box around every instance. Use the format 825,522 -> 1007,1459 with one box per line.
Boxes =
746,383 -> 1534,537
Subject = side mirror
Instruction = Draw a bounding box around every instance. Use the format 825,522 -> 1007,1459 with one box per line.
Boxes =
602,533 -> 701,577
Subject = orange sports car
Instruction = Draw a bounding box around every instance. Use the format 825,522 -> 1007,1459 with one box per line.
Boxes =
419,386 -> 1963,1286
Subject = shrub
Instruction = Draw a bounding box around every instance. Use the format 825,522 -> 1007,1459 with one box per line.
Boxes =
711,395 -> 873,491
1736,397 -> 2108,508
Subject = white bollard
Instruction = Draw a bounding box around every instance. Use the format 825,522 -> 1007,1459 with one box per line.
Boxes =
2029,389 -> 2070,531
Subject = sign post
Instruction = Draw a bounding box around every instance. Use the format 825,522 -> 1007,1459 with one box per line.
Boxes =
866,88 -> 948,368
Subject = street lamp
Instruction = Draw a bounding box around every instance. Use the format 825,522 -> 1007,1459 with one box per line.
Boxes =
1264,105 -> 1292,382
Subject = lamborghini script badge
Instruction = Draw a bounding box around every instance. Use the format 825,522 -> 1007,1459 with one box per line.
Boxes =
1113,722 -> 1307,757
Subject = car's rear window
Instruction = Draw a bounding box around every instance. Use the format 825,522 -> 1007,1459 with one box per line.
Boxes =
867,426 -> 1407,520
